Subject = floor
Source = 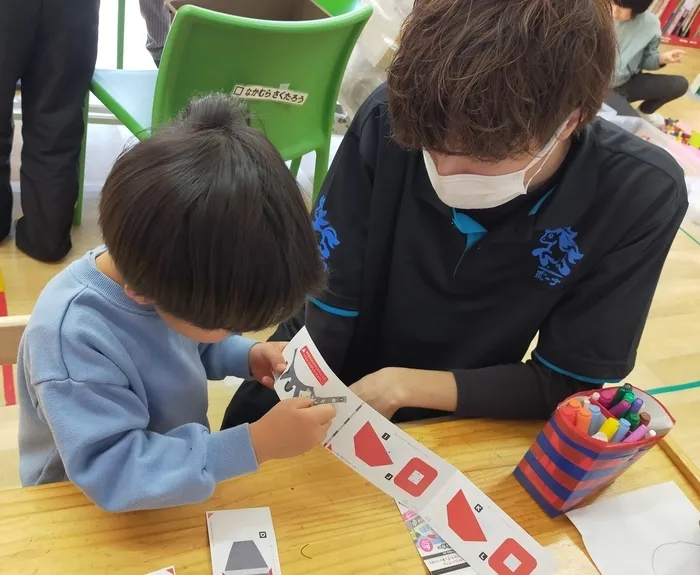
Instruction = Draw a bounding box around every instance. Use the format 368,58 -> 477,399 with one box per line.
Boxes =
0,22 -> 700,490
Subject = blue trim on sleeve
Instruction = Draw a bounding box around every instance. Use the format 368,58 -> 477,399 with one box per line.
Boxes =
308,296 -> 359,318
533,351 -> 619,385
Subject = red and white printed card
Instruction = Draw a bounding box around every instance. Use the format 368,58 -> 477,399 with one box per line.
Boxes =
145,568 -> 176,575
275,328 -> 556,575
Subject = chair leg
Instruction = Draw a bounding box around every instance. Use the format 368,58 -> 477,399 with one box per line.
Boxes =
312,145 -> 330,205
117,0 -> 125,70
290,156 -> 302,178
73,92 -> 89,227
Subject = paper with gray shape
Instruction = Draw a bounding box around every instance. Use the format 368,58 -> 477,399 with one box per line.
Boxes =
225,540 -> 269,575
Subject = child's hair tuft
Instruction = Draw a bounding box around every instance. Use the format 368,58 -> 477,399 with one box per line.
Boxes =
98,93 -> 325,333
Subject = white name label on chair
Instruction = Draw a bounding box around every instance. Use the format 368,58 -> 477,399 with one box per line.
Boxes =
233,84 -> 308,106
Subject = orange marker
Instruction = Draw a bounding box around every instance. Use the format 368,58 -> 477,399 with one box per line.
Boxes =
568,399 -> 583,411
575,407 -> 592,434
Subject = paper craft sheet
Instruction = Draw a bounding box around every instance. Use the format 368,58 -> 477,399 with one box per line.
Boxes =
398,502 -> 475,574
206,507 -> 282,575
566,482 -> 700,575
275,328 -> 556,575
145,568 -> 176,575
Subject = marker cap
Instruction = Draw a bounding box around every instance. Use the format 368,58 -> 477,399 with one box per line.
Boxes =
599,417 -> 620,441
591,431 -> 608,442
560,404 -> 577,424
575,407 -> 592,434
587,405 -> 604,435
639,412 -> 651,427
567,399 -> 583,411
609,399 -> 632,418
629,397 -> 644,415
610,418 -> 631,443
598,388 -> 617,408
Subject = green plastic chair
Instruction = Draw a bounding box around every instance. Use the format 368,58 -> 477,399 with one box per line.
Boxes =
86,0 -> 372,207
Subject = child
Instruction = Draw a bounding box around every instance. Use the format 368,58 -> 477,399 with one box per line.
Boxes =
611,0 -> 688,127
17,94 -> 335,511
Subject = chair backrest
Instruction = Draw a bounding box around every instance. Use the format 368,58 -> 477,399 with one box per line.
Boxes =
153,2 -> 372,161
0,316 -> 28,366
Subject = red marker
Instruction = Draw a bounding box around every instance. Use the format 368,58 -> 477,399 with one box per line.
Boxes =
560,404 -> 578,425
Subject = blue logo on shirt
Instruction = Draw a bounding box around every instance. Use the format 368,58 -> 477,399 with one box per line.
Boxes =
532,227 -> 584,286
312,196 -> 339,269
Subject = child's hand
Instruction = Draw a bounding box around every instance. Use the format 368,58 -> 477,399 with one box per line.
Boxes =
661,49 -> 685,65
249,398 -> 336,463
249,342 -> 288,387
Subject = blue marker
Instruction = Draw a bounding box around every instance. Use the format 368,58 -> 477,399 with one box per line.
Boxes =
588,405 -> 604,436
610,418 -> 631,443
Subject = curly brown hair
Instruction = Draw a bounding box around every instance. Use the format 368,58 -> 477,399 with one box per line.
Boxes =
388,0 -> 616,161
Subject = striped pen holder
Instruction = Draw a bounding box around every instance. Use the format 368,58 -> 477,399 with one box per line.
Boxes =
513,386 -> 675,518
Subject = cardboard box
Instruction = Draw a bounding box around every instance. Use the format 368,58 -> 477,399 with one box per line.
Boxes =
166,0 -> 330,22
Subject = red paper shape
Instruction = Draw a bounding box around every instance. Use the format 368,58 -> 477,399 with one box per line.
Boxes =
207,512 -> 213,519
488,538 -> 538,575
353,422 -> 393,466
300,346 -> 328,385
394,457 -> 438,497
167,570 -> 174,575
446,490 -> 487,542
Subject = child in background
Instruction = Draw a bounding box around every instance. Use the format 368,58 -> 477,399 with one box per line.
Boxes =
17,94 -> 334,511
611,0 -> 688,127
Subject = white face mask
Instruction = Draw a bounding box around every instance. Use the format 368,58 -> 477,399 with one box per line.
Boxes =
423,123 -> 567,210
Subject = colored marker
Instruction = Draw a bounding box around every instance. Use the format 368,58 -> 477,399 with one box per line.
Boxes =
609,399 -> 632,418
560,404 -> 577,425
621,392 -> 635,406
624,411 -> 641,431
622,424 -> 648,443
599,417 -> 620,441
591,431 -> 609,442
588,405 -> 604,435
629,398 -> 644,415
598,388 -> 617,409
583,392 -> 600,408
645,430 -> 657,440
639,412 -> 651,428
610,418 -> 631,443
568,399 -> 583,411
576,407 -> 592,434
610,383 -> 632,407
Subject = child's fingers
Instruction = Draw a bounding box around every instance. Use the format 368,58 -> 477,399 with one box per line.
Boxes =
260,375 -> 275,388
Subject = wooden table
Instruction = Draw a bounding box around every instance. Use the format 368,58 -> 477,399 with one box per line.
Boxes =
0,419 -> 698,575
659,388 -> 700,468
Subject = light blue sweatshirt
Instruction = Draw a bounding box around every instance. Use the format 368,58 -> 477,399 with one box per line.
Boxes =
613,11 -> 663,88
17,247 -> 259,511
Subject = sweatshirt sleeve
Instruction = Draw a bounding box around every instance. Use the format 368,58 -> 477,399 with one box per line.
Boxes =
452,360 -> 596,420
199,335 -> 257,380
641,35 -> 663,70
34,377 -> 258,511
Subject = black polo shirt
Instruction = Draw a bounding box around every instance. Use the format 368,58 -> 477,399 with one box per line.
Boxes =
306,84 -> 687,420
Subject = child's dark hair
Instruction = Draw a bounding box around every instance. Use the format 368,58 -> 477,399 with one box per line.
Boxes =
612,0 -> 653,15
99,94 -> 325,333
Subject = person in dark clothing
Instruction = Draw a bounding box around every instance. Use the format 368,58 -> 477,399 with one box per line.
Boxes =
222,0 -> 688,428
0,0 -> 99,262
610,0 -> 688,127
